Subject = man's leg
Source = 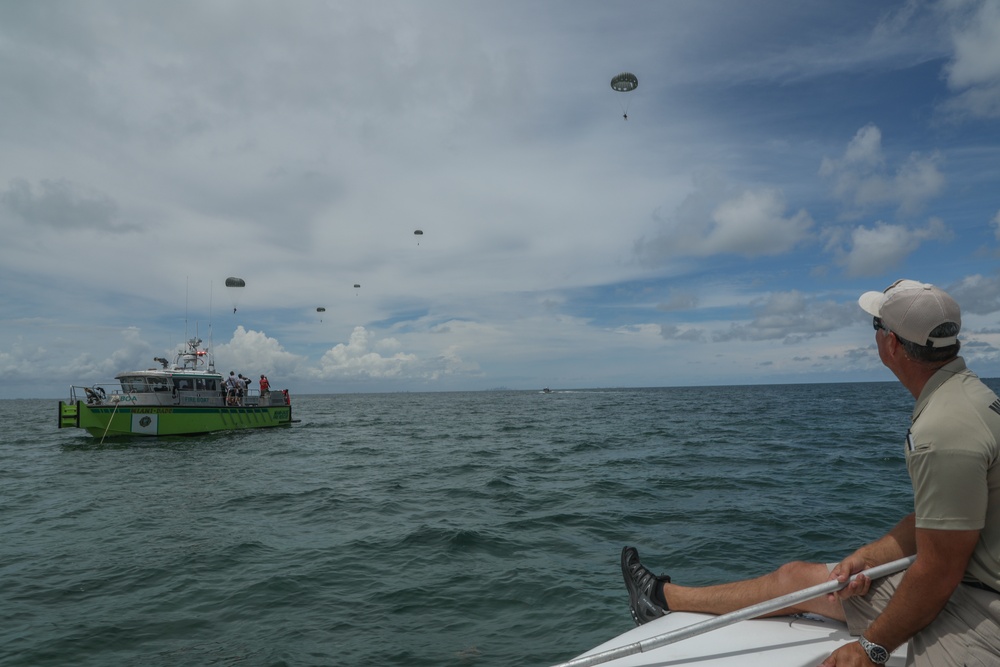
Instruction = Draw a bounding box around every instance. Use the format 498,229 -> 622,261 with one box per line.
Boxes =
664,560 -> 846,619
622,546 -> 846,625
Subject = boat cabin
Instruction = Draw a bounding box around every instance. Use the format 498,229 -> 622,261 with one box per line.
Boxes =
115,370 -> 228,406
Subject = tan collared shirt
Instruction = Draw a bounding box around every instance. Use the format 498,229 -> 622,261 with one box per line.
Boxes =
907,357 -> 1000,591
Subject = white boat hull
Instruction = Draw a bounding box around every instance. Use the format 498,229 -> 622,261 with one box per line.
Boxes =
569,612 -> 907,666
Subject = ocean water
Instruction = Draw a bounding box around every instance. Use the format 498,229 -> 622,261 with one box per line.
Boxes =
4,380 -> 996,667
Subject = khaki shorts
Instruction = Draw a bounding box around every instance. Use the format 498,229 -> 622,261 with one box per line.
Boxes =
827,565 -> 1000,667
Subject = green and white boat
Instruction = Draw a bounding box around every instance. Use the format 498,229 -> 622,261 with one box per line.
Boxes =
58,337 -> 293,439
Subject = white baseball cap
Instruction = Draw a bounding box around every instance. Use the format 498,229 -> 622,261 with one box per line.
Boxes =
858,279 -> 961,347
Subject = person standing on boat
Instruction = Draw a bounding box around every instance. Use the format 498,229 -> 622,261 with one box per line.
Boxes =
226,371 -> 239,406
259,374 -> 270,398
236,374 -> 248,405
622,279 -> 1000,666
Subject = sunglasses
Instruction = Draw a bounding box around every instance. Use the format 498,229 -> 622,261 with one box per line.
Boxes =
873,317 -> 890,333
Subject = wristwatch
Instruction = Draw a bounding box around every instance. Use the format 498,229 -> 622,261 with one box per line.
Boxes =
858,635 -> 890,664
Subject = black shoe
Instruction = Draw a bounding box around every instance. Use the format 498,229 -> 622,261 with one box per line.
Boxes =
621,546 -> 670,625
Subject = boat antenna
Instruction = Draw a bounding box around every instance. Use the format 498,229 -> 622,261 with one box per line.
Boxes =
208,280 -> 215,371
184,276 -> 190,341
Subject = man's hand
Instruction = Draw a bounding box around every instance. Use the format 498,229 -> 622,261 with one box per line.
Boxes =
819,640 -> 876,666
826,553 -> 873,603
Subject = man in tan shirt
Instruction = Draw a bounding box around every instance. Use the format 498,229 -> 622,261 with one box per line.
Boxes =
622,279 -> 1000,666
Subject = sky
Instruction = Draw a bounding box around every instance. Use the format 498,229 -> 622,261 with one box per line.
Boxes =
3,0 -> 1000,399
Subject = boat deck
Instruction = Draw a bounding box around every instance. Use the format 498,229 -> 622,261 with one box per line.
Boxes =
562,612 -> 906,666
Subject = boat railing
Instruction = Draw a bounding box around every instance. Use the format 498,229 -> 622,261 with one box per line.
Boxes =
244,388 -> 260,406
222,387 -> 257,407
69,383 -> 122,406
227,388 -> 289,407
243,388 -> 291,407
70,383 -> 289,408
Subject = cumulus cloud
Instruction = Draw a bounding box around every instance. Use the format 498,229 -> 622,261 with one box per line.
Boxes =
637,174 -> 813,263
55,327 -> 159,384
1,178 -> 138,232
838,123 -> 884,168
306,325 -> 478,384
711,190 -> 813,254
0,339 -> 50,382
312,327 -> 417,380
659,324 -> 706,343
213,326 -> 303,378
820,124 -> 945,217
827,217 -> 952,277
946,273 -> 1000,315
993,209 -> 1000,241
712,291 -> 853,342
941,0 -> 1000,119
656,289 -> 699,312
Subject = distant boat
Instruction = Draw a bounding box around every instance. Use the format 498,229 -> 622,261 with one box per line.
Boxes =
542,387 -> 553,394
58,337 -> 293,438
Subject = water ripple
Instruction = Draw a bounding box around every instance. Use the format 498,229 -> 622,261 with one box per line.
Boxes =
2,381 -> 992,666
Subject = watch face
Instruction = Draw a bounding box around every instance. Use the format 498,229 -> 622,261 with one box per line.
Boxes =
861,638 -> 890,664
870,646 -> 889,663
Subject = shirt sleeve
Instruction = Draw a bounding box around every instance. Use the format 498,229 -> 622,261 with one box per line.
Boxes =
908,446 -> 988,530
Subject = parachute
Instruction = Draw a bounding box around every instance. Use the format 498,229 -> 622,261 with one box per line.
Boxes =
353,284 -> 361,289
610,72 -> 638,119
414,229 -> 423,246
316,307 -> 326,313
225,277 -> 245,313
610,72 -> 638,92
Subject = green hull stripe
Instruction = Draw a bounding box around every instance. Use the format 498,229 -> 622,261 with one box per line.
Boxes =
68,402 -> 293,438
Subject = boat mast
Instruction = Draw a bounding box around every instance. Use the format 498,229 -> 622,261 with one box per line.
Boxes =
208,280 -> 215,371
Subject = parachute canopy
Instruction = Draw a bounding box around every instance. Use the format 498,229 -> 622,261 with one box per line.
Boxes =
225,276 -> 246,312
316,307 -> 326,313
353,284 -> 361,289
413,229 -> 423,236
610,72 -> 638,92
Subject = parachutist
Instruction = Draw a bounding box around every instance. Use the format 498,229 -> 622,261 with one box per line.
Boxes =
611,72 -> 637,120
225,276 -> 245,313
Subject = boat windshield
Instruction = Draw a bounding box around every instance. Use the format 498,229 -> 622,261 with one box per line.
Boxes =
172,376 -> 218,392
119,376 -> 148,393
148,377 -> 170,392
119,376 -> 172,393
